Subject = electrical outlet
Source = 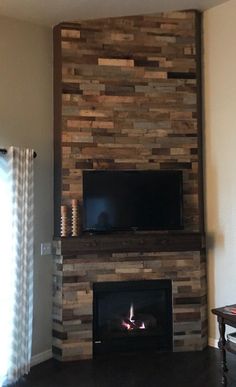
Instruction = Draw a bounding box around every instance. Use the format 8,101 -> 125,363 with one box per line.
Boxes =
40,242 -> 52,256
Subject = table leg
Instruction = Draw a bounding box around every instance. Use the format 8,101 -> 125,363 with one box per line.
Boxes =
218,316 -> 228,386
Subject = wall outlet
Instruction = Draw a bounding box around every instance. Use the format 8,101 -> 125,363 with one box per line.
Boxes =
40,242 -> 52,256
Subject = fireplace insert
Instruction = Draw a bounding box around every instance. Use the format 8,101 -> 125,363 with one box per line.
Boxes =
93,280 -> 173,355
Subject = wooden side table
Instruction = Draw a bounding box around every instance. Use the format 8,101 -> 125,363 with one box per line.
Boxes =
212,305 -> 236,386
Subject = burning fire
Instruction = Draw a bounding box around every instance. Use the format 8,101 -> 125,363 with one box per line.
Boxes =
121,303 -> 146,331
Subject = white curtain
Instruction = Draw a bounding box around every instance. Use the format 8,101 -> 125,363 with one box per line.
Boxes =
0,147 -> 34,386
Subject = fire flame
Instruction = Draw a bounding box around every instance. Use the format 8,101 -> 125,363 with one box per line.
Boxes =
121,303 -> 146,331
129,304 -> 134,322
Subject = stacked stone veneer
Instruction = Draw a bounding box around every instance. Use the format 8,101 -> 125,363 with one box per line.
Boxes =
53,246 -> 207,361
56,10 -> 201,233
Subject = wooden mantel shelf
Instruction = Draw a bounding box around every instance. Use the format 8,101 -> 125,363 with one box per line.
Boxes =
58,232 -> 205,255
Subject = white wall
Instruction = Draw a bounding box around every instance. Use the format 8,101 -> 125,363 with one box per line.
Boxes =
0,15 -> 53,357
204,0 -> 236,343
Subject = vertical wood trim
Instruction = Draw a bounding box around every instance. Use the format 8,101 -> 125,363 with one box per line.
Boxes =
53,24 -> 62,237
195,11 -> 205,234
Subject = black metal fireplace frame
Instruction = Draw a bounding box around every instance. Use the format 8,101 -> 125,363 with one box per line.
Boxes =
93,279 -> 173,356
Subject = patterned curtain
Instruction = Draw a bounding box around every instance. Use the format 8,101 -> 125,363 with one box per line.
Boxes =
0,147 -> 34,386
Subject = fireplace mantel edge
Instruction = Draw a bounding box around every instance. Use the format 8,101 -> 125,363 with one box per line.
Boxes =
53,232 -> 205,255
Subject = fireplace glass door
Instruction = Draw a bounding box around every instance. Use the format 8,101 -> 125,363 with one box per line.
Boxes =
93,280 -> 173,355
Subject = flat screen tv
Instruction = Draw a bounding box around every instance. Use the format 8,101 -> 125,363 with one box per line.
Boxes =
83,170 -> 183,232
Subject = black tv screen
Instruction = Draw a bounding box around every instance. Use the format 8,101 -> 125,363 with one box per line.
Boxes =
83,170 -> 183,232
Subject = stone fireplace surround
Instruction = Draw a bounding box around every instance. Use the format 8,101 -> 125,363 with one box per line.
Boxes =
52,233 -> 207,361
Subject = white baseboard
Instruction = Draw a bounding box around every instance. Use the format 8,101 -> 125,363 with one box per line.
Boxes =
208,337 -> 218,349
31,349 -> 52,367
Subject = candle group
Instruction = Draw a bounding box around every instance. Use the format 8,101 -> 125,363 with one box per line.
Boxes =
60,199 -> 80,237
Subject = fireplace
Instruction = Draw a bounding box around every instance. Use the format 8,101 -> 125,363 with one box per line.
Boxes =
93,280 -> 173,355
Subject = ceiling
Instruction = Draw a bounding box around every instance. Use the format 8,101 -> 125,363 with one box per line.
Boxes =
0,0 -> 230,27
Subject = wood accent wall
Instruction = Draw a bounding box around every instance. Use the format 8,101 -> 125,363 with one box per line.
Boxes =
54,10 -> 203,236
53,11 -> 206,361
53,244 -> 207,361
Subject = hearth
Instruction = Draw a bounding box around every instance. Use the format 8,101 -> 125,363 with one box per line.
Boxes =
93,280 -> 173,355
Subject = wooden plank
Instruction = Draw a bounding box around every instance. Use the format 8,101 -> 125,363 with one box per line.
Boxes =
60,232 -> 205,255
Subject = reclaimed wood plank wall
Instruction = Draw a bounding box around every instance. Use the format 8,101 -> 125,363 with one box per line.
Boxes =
54,10 -> 203,235
53,248 -> 207,360
52,11 -> 207,361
